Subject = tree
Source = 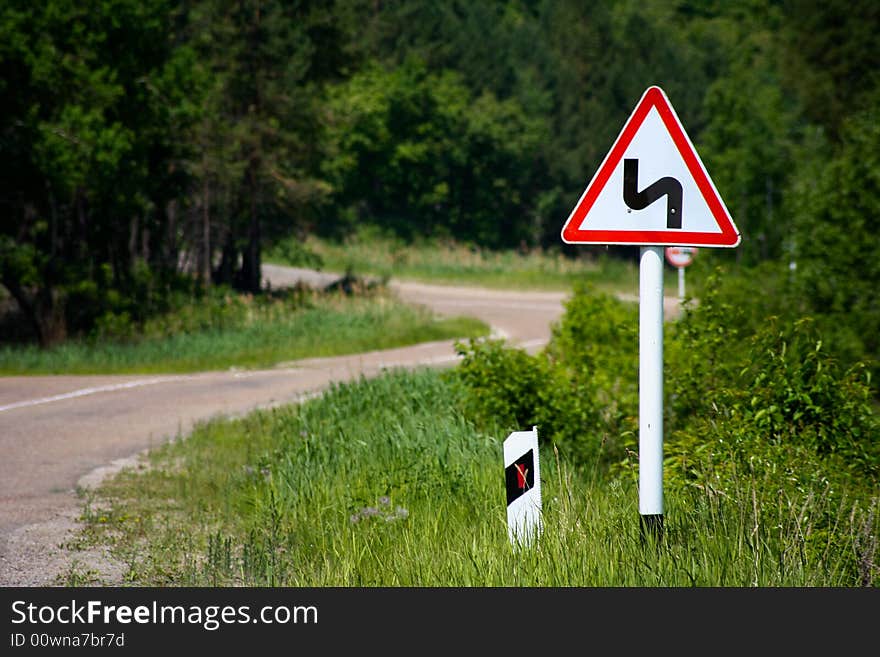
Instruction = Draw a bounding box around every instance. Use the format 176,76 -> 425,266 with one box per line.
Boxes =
779,0 -> 880,143
321,59 -> 548,248
184,0 -> 350,294
789,98 -> 880,376
0,0 -> 189,345
695,4 -> 802,265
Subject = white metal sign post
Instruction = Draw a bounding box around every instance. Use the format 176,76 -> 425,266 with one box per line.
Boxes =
639,246 -> 664,536
678,264 -> 685,302
560,86 -> 740,541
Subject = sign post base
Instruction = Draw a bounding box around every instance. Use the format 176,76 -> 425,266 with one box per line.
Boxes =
640,514 -> 664,545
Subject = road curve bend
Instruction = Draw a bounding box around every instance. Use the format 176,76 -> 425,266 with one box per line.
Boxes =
0,266 -> 568,585
0,265 -> 683,585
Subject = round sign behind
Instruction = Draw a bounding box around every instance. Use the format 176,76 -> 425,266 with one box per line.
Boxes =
665,246 -> 697,267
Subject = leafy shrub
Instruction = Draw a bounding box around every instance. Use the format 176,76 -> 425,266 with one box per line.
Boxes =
664,271 -> 880,574
544,283 -> 639,429
453,337 -> 615,467
453,266 -> 879,585
452,284 -> 639,468
667,263 -> 879,478
266,237 -> 325,270
666,312 -> 880,489
453,338 -> 546,431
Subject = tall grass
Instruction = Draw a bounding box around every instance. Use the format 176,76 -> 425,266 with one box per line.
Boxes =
266,231 -> 677,294
0,293 -> 487,375
71,368 -> 877,586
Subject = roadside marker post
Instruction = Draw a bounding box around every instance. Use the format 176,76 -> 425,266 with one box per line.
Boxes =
560,86 -> 740,541
504,426 -> 542,547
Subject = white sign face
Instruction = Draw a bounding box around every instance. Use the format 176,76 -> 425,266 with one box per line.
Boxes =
665,246 -> 697,267
504,426 -> 542,546
561,86 -> 740,248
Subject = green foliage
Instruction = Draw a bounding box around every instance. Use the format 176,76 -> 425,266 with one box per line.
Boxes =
452,285 -> 638,468
321,58 -> 548,248
265,240 -> 325,271
76,366 -> 879,586
789,98 -> 880,379
739,322 -> 876,468
0,0 -> 191,344
779,0 -> 880,142
453,338 -> 546,430
665,263 -> 797,423
667,312 -> 880,484
183,0 -> 344,293
545,283 -> 639,380
452,265 -> 879,577
697,8 -> 802,264
662,266 -> 880,566
5,0 -> 880,355
0,288 -> 489,375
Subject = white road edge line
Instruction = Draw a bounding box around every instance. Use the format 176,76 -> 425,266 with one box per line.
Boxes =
0,337 -> 550,413
0,376 -> 194,413
375,337 -> 548,369
519,338 -> 549,350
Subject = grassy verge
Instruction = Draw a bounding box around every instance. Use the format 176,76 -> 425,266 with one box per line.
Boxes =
267,231 -> 681,295
0,291 -> 488,375
65,368 -> 876,586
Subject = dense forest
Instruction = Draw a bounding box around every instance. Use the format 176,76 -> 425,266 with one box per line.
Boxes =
1,0 -> 879,359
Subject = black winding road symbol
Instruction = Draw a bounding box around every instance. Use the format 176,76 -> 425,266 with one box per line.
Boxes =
623,159 -> 683,229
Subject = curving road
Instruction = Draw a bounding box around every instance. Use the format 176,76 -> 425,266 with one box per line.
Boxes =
0,265 -> 680,585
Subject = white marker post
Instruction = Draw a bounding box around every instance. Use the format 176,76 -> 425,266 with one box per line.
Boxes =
503,426 -> 542,547
639,247 -> 664,540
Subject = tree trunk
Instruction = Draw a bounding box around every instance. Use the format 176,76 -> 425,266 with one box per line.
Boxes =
215,232 -> 237,287
241,165 -> 261,294
3,277 -> 68,348
33,286 -> 67,347
201,180 -> 211,287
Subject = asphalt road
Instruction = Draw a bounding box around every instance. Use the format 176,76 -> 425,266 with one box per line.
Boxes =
0,265 -> 680,585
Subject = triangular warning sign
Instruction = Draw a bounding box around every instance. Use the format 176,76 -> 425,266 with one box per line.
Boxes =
561,86 -> 740,247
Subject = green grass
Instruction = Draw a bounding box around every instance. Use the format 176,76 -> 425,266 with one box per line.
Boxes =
68,368 -> 877,586
267,231 -> 681,295
0,293 -> 488,375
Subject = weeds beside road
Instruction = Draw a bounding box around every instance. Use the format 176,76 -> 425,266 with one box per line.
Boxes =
0,284 -> 487,376
267,231 -> 681,294
70,367 -> 877,586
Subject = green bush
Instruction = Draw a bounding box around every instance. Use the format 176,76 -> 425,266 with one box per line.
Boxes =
453,336 -> 617,469
452,338 -> 546,430
664,269 -> 880,571
666,312 -> 880,490
266,238 -> 325,270
453,269 -> 879,572
452,284 -> 639,468
544,283 -> 639,430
